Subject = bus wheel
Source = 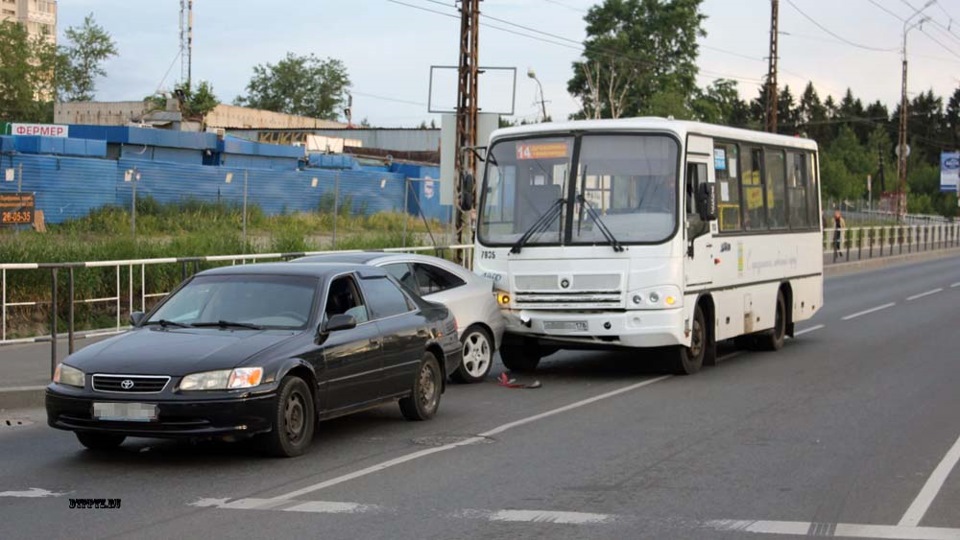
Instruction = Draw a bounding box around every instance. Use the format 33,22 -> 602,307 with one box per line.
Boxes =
757,290 -> 787,351
671,305 -> 705,375
499,342 -> 541,373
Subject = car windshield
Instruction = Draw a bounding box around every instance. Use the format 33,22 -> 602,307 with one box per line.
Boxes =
479,133 -> 679,246
146,274 -> 318,330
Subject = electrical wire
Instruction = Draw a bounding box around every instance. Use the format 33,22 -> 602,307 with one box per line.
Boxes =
351,91 -> 427,107
784,0 -> 899,52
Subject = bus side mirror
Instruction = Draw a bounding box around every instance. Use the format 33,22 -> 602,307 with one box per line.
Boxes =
460,172 -> 475,211
698,183 -> 717,222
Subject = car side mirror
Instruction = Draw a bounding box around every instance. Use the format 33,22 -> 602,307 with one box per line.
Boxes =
130,311 -> 146,326
697,183 -> 717,222
323,314 -> 357,333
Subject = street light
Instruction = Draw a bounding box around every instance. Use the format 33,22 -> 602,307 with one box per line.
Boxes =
527,67 -> 549,123
896,0 -> 935,221
124,167 -> 141,237
225,170 -> 248,250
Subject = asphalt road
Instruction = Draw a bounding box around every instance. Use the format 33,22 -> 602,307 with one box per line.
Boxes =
1,256 -> 960,540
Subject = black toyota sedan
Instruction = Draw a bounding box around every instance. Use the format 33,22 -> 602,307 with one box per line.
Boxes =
46,263 -> 462,457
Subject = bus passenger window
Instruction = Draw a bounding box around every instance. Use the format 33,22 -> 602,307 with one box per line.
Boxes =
741,146 -> 767,231
715,143 -> 741,232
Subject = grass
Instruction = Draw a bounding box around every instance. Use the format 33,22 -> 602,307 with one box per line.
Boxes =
0,198 -> 449,339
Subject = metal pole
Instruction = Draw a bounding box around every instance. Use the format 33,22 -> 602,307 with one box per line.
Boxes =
132,174 -> 137,237
403,178 -> 410,248
766,0 -> 780,133
68,267 -> 75,355
1,268 -> 5,342
333,172 -> 339,249
50,268 -> 58,379
242,169 -> 248,250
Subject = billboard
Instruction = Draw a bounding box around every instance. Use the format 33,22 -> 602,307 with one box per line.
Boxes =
941,151 -> 959,192
0,193 -> 35,226
11,123 -> 69,137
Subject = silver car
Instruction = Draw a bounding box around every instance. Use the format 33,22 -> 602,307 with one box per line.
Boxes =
294,253 -> 505,383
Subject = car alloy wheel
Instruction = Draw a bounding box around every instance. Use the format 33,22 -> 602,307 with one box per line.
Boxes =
452,326 -> 493,383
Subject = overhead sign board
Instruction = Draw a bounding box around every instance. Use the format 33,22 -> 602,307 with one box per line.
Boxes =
11,123 -> 69,137
0,192 -> 35,226
941,151 -> 959,192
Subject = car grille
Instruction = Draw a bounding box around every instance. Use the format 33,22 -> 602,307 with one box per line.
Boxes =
92,374 -> 171,394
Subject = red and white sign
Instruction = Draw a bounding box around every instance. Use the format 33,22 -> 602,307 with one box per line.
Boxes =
11,123 -> 69,137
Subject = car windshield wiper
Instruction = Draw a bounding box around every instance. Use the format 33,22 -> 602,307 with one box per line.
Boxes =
145,319 -> 193,328
510,198 -> 565,254
191,320 -> 264,330
576,194 -> 624,252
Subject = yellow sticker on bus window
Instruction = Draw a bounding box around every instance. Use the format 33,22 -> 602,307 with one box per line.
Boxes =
516,142 -> 569,160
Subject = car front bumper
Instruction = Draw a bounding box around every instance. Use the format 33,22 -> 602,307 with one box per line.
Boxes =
46,386 -> 277,439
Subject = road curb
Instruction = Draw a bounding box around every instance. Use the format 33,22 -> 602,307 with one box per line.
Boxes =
825,247 -> 960,276
0,386 -> 47,411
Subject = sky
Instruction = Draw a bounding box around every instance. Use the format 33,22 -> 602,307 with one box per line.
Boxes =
58,0 -> 960,127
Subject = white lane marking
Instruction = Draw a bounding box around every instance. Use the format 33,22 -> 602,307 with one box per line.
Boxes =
272,375 -> 672,500
486,509 -> 614,524
899,433 -> 960,527
951,283 -> 960,289
0,488 -> 65,498
707,519 -> 960,539
907,288 -> 944,302
842,302 -> 896,321
190,497 -> 377,514
793,324 -> 825,336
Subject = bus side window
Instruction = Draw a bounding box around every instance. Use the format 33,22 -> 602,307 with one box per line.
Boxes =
686,162 -> 709,240
715,143 -> 741,232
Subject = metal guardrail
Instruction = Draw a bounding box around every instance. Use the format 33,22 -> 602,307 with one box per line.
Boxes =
822,223 -> 960,262
0,244 -> 475,377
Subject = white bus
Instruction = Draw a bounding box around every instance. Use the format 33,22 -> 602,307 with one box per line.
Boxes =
473,118 -> 823,375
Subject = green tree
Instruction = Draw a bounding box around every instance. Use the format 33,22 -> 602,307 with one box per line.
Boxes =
235,53 -> 350,120
177,80 -> 219,120
0,21 -> 59,122
57,14 -> 118,102
568,0 -> 705,119
691,79 -> 748,126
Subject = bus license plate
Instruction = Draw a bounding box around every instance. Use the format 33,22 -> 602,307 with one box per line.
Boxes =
544,320 -> 588,332
93,402 -> 158,422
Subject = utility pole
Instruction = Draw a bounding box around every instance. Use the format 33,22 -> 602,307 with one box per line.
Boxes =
897,1 -> 934,222
180,0 -> 194,88
766,0 -> 779,133
454,0 -> 481,259
877,142 -> 886,194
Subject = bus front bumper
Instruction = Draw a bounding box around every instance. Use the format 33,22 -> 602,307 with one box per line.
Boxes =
502,308 -> 688,349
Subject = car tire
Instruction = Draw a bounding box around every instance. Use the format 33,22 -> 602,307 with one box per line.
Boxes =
75,432 -> 125,450
757,290 -> 787,351
670,305 -> 705,375
451,325 -> 494,384
498,342 -> 542,373
399,352 -> 442,421
260,376 -> 315,458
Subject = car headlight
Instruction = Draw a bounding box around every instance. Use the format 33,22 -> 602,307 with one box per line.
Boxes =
53,363 -> 85,388
180,367 -> 263,391
629,285 -> 683,310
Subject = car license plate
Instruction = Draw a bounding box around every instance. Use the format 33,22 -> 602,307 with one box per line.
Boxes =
543,320 -> 588,332
92,402 -> 158,422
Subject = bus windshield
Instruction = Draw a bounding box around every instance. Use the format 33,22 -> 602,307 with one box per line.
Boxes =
478,134 -> 679,247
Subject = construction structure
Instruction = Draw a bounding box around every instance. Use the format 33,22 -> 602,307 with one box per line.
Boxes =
180,0 -> 193,88
0,0 -> 57,43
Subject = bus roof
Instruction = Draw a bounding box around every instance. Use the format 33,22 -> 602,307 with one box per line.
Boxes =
488,117 -> 819,152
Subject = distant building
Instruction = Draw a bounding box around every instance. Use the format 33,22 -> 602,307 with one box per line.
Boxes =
1,0 -> 57,43
54,101 -> 347,131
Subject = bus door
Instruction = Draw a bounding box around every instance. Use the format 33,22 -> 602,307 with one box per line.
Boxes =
684,153 -> 716,290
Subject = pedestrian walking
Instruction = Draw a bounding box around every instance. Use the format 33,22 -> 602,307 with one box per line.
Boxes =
832,209 -> 846,261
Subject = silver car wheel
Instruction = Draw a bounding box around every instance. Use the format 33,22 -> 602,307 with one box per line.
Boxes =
462,330 -> 492,378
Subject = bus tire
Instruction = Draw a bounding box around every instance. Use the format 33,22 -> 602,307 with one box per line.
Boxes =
499,342 -> 541,373
757,290 -> 787,351
671,305 -> 705,375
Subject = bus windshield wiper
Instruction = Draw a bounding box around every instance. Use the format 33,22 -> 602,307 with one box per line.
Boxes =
576,194 -> 624,252
510,198 -> 565,254
192,320 -> 264,330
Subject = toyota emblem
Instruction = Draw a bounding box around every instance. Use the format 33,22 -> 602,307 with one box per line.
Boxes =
560,278 -> 570,289
120,379 -> 135,390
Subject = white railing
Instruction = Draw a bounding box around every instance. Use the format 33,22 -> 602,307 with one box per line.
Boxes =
0,244 -> 475,348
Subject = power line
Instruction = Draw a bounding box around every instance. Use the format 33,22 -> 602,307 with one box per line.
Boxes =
784,0 -> 899,51
542,0 -> 588,14
351,91 -> 427,107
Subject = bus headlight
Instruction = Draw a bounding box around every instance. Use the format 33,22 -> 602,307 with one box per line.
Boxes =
629,286 -> 682,310
494,291 -> 511,306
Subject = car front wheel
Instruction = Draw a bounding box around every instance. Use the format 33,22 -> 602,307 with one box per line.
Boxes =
452,325 -> 494,383
260,375 -> 315,458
